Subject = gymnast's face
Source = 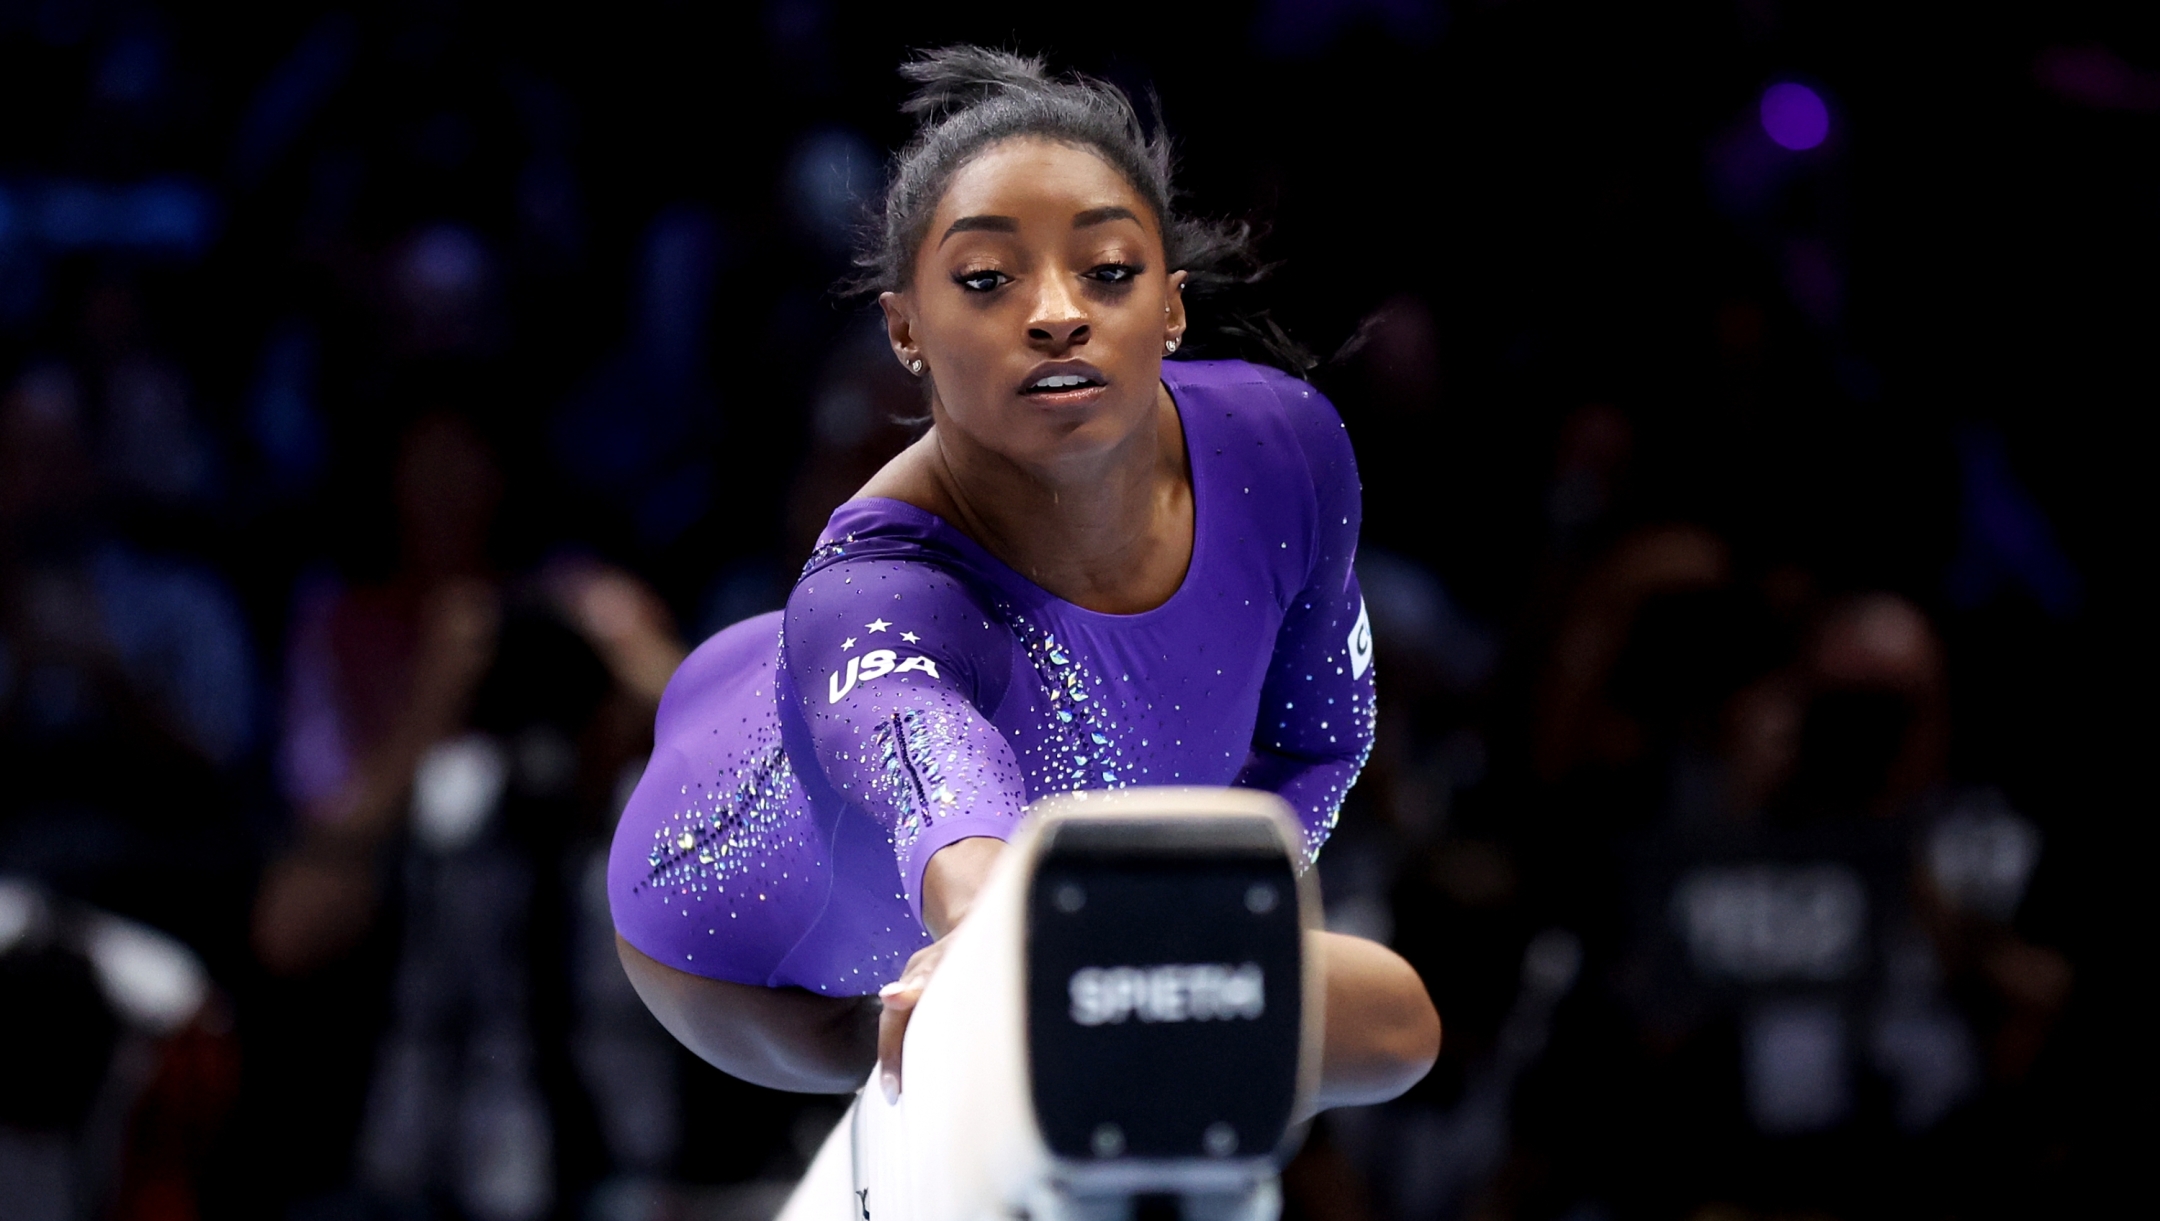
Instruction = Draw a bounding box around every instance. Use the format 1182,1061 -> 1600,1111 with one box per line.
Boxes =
882,137 -> 1187,469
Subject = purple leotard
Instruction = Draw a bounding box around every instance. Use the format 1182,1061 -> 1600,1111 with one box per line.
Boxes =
608,359 -> 1374,995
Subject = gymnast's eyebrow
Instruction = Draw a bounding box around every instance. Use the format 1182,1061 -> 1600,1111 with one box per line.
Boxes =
939,215 -> 1019,245
1073,206 -> 1140,228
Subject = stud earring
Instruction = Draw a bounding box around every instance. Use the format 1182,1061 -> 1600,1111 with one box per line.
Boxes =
1164,337 -> 1180,354
909,358 -> 924,375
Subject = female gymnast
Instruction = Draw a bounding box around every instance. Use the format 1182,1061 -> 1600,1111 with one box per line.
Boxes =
609,47 -> 1439,1114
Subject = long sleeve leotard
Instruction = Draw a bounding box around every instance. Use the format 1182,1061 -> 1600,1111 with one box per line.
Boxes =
609,359 -> 1375,994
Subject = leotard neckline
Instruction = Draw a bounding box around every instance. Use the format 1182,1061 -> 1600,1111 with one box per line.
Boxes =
832,372 -> 1210,627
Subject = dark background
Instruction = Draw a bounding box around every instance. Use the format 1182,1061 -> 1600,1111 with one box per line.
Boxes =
0,1 -> 2142,1219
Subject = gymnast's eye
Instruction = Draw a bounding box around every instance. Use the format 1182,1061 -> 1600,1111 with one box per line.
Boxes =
1086,263 -> 1142,284
955,268 -> 1010,293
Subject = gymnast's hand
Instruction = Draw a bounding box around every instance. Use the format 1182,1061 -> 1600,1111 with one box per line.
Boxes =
877,836 -> 1007,1102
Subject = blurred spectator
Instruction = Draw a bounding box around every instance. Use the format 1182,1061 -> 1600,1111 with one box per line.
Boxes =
1534,524 -> 1737,790
1,875 -> 238,1221
1944,423 -> 2082,621
1499,579 -> 2070,1221
1543,404 -> 1632,561
245,411 -> 713,1216
254,412 -> 508,975
0,360 -> 256,956
80,275 -> 222,514
383,224 -> 502,360
552,207 -> 722,555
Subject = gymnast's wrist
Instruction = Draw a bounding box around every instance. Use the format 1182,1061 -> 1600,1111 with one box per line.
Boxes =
920,835 -> 1006,938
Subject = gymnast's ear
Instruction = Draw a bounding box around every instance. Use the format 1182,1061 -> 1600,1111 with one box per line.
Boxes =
881,291 -> 924,377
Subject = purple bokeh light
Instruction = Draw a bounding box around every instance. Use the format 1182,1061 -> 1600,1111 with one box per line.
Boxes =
1760,82 -> 1830,150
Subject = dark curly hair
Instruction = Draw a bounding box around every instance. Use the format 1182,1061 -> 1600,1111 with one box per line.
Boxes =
845,46 -> 1312,376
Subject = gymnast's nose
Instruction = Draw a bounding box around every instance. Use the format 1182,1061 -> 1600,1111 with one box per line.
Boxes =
1026,274 -> 1090,351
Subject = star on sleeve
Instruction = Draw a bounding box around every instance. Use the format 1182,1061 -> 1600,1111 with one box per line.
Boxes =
900,630 -> 920,643
866,618 -> 891,633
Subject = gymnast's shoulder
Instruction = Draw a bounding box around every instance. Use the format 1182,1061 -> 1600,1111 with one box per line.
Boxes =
1163,357 -> 1358,487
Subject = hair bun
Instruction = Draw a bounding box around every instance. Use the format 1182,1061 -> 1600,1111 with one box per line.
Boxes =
898,46 -> 1054,120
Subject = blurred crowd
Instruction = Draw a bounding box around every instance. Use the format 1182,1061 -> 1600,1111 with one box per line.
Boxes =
1292,336 -> 2082,1220
2,2 -> 2128,1221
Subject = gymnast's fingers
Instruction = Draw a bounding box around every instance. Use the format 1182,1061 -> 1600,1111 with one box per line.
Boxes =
876,939 -> 946,1101
877,980 -> 917,1103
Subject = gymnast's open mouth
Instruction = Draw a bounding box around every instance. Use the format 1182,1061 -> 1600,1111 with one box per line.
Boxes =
1019,361 -> 1108,402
